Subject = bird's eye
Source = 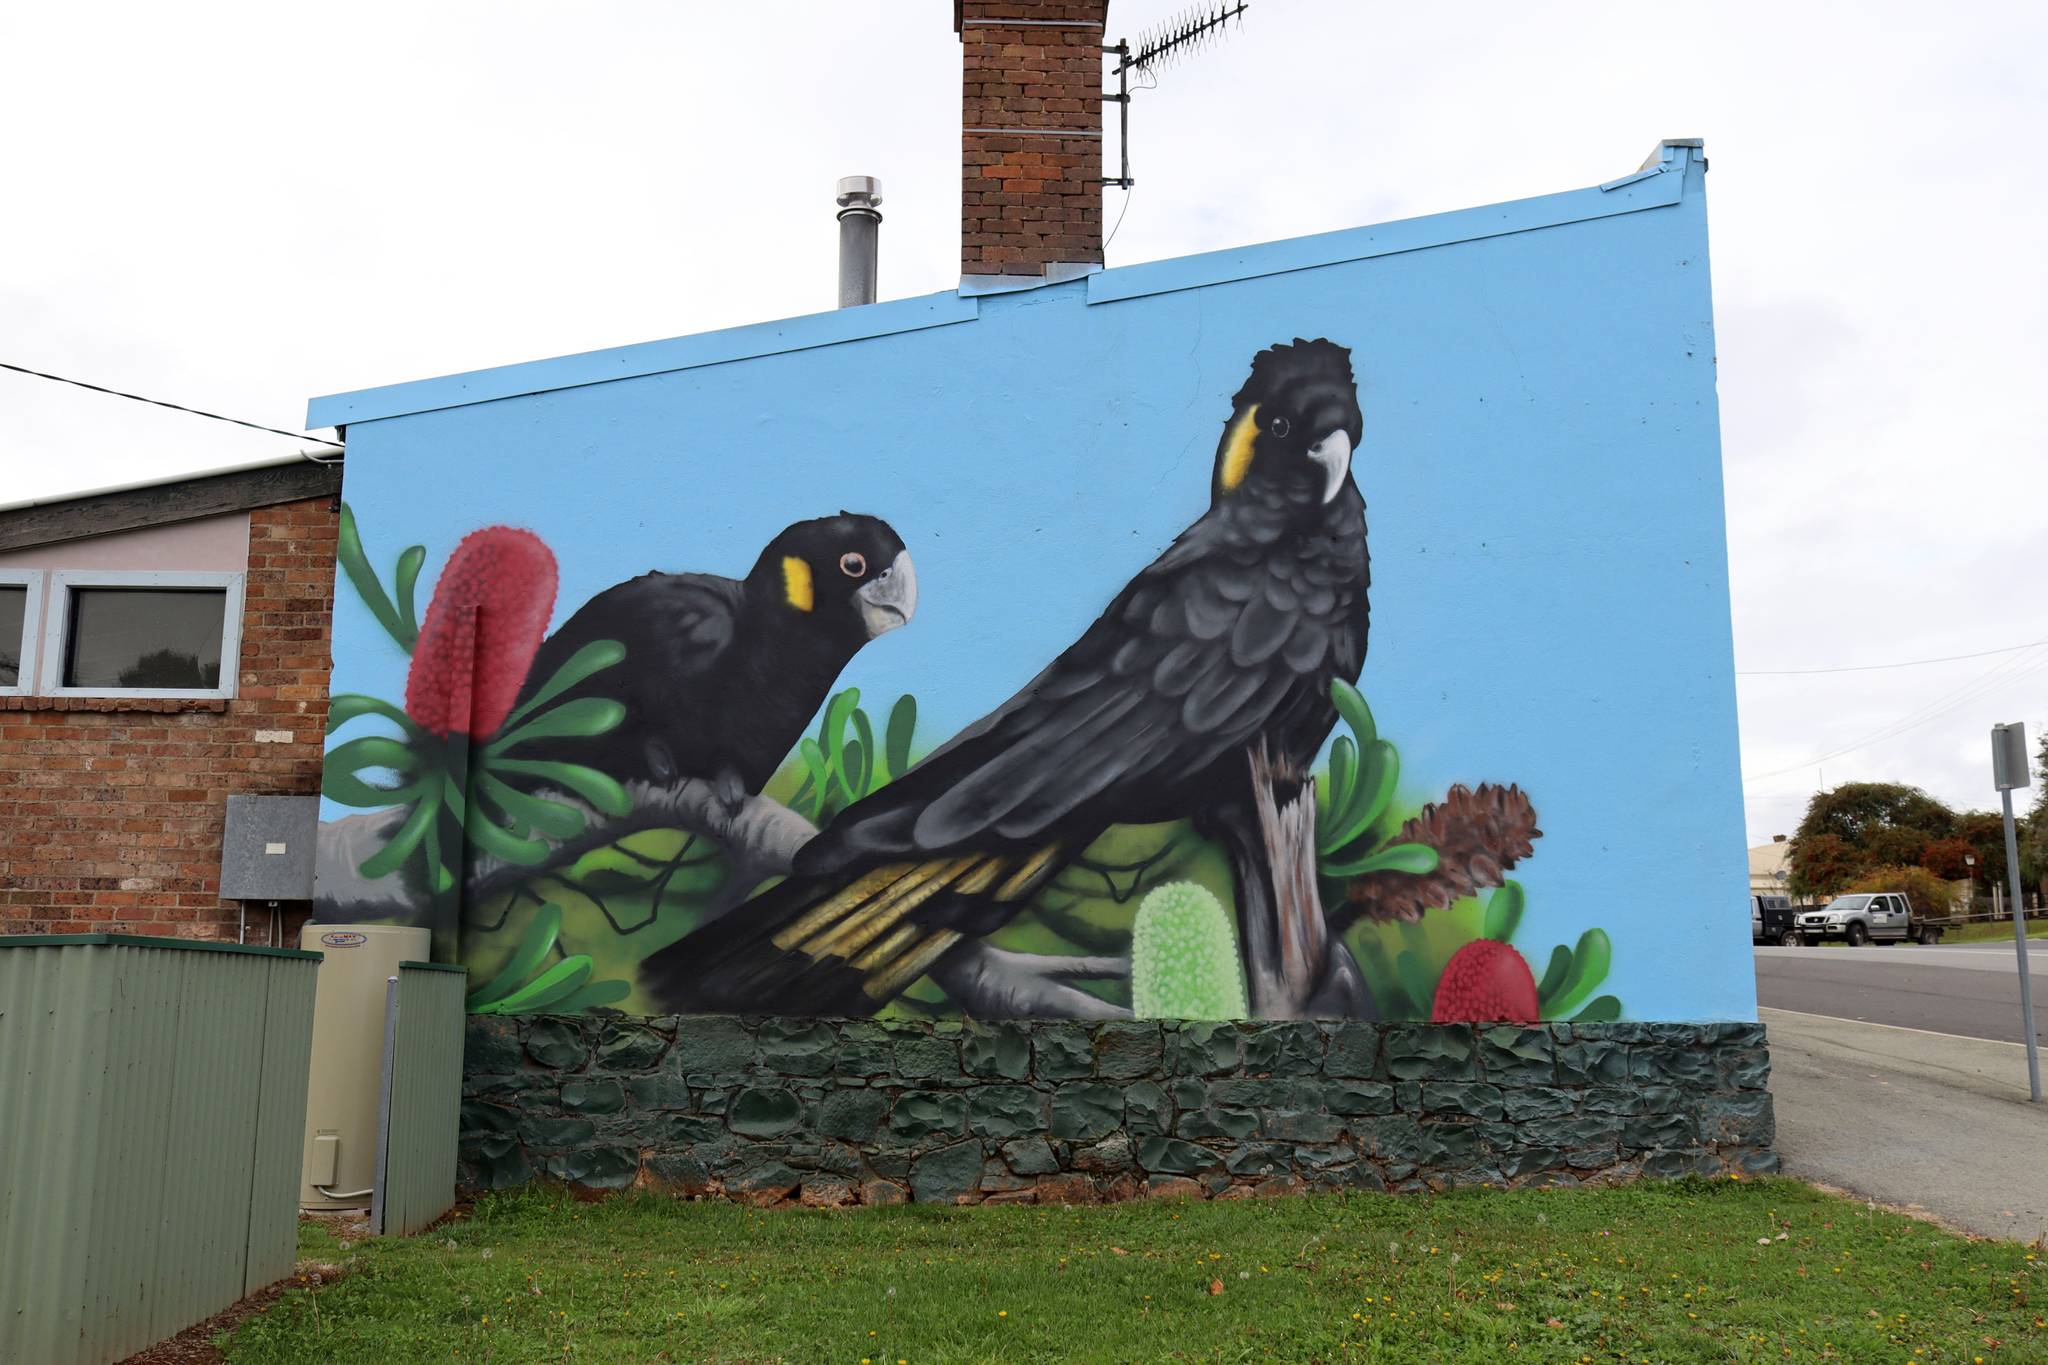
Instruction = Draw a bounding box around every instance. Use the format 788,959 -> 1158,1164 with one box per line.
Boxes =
839,552 -> 867,578
1269,416 -> 1292,438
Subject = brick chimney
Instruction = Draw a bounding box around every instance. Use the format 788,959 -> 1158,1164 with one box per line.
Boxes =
956,1 -> 1108,278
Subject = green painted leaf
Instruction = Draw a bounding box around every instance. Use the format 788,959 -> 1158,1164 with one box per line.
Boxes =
326,734 -> 421,776
1482,880 -> 1525,943
480,955 -> 593,1014
837,738 -> 866,807
550,978 -> 633,1014
1324,741 -> 1399,856
884,694 -> 917,780
1330,678 -> 1376,745
467,903 -> 562,1004
1318,736 -> 1358,846
357,796 -> 439,880
821,687 -> 860,775
336,504 -> 410,649
393,545 -> 426,646
1395,949 -> 1435,1020
487,757 -> 632,818
1322,840 -> 1438,879
1543,928 -> 1614,1018
322,764 -> 412,810
1534,943 -> 1573,1002
463,802 -> 552,865
851,706 -> 877,796
1572,994 -> 1623,1023
325,693 -> 417,737
488,697 -> 626,751
477,772 -> 587,840
496,640 -> 626,734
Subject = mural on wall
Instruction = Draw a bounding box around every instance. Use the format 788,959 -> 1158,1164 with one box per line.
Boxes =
317,339 -> 1622,1024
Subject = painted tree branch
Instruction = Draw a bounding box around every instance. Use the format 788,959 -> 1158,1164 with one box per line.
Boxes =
1334,782 -> 1541,929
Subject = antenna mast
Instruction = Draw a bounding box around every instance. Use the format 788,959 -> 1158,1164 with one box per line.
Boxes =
1101,2 -> 1250,189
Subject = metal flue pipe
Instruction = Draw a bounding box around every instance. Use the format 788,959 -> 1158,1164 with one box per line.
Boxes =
836,175 -> 882,308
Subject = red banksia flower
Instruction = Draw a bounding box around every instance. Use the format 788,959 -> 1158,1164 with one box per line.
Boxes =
405,527 -> 556,738
1430,939 -> 1539,1023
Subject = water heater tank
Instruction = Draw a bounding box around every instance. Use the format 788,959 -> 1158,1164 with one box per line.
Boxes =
299,923 -> 431,1210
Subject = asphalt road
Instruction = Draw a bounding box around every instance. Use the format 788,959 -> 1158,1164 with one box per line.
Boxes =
1754,941 -> 2048,1046
1764,1007 -> 2048,1242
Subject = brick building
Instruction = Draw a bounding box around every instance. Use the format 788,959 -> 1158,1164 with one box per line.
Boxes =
0,456 -> 341,942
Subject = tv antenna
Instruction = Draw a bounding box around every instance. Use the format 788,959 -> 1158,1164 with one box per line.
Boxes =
1101,3 -> 1250,189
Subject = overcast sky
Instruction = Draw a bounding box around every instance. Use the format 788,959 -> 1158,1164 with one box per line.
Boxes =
3,1 -> 2043,843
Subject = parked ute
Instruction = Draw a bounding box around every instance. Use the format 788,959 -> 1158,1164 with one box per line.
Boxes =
1750,894 -> 1799,946
1794,892 -> 1944,946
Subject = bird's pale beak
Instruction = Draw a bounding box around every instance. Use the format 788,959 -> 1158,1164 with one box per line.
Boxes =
856,550 -> 918,638
1309,429 -> 1354,504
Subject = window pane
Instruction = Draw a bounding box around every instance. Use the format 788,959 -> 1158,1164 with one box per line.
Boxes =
0,585 -> 23,686
64,587 -> 226,690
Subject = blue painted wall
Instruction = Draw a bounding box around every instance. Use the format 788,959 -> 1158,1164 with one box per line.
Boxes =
313,142 -> 1750,1022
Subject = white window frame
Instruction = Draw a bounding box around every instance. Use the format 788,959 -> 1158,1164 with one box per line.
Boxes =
0,569 -> 44,697
36,569 -> 244,700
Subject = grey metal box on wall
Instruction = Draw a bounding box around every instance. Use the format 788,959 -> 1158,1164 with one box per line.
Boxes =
0,934 -> 320,1365
220,793 -> 321,900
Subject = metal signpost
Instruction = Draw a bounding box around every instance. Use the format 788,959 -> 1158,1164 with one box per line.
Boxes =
1991,722 -> 2041,1101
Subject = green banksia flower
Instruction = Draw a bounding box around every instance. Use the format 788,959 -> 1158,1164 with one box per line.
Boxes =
1130,881 -> 1248,1020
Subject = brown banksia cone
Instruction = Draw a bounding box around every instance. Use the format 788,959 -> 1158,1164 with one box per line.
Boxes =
1342,783 -> 1540,924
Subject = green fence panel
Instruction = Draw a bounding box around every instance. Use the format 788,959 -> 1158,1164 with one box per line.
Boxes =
373,961 -> 467,1238
0,935 -> 319,1365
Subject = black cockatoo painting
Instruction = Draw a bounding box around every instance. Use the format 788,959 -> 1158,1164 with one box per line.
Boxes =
642,338 -> 1369,1016
511,513 -> 916,810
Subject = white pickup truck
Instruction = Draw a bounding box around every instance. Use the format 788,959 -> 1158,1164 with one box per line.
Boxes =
1794,892 -> 1944,946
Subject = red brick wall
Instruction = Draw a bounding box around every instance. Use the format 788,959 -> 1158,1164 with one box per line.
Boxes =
959,1 -> 1108,276
0,495 -> 338,942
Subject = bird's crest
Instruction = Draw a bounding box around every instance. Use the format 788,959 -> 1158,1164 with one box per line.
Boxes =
1231,337 -> 1355,408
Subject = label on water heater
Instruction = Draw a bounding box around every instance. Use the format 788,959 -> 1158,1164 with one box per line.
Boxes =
320,932 -> 368,948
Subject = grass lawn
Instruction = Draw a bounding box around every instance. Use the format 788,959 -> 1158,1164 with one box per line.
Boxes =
220,1179 -> 2044,1364
1938,919 -> 2047,946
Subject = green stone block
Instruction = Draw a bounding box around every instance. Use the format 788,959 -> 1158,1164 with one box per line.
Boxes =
729,1161 -> 801,1197
560,1079 -> 626,1115
1002,1136 -> 1059,1175
1095,1020 -> 1163,1078
1419,1082 -> 1506,1121
696,1088 -> 729,1115
728,1087 -> 804,1138
1178,1106 -> 1259,1140
1720,1047 -> 1772,1090
968,1085 -> 1048,1139
518,1115 -> 596,1148
1164,1021 -> 1243,1076
1495,1146 -> 1568,1180
1242,1022 -> 1324,1074
670,1016 -> 755,1076
962,1023 -> 1032,1080
1294,1143 -> 1358,1171
464,1134 -> 533,1191
910,1139 -> 985,1203
1700,1093 -> 1774,1146
1224,1143 -> 1292,1177
1639,1148 -> 1710,1179
894,1035 -> 962,1082
1263,1109 -> 1344,1142
1556,1041 -> 1629,1087
1135,1136 -> 1222,1174
544,1146 -> 638,1189
1384,1026 -> 1477,1081
1624,1112 -> 1699,1151
1420,1121 -> 1487,1162
1034,1024 -> 1095,1080
756,1020 -> 840,1076
835,1041 -> 892,1077
1049,1083 -> 1123,1140
889,1090 -> 968,1141
1630,1046 -> 1718,1087
1124,1081 -> 1172,1135
1478,1026 -> 1555,1084
1361,1116 -> 1447,1165
1327,1081 -> 1396,1116
1169,1078 -> 1209,1110
466,1017 -> 525,1073
524,1018 -> 589,1070
1578,1086 -> 1645,1116
1521,1114 -> 1623,1149
1323,1023 -> 1383,1078
664,1114 -> 725,1144
461,1100 -> 518,1136
1072,1134 -> 1134,1174
1500,1088 -> 1574,1121
1211,1078 -> 1317,1110
625,1074 -> 693,1111
596,1022 -> 667,1073
816,1089 -> 889,1143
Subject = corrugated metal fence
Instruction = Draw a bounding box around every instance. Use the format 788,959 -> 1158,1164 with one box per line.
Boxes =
0,934 -> 319,1365
372,960 -> 467,1237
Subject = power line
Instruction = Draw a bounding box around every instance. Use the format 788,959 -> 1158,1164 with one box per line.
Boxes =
1738,638 -> 2048,676
1743,643 -> 2048,785
0,361 -> 343,452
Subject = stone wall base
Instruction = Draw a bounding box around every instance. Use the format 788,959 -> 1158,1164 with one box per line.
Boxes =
461,1017 -> 1777,1206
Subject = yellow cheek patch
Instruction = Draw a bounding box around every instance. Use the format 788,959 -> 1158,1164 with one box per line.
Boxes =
1218,402 -> 1260,492
782,556 -> 814,611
